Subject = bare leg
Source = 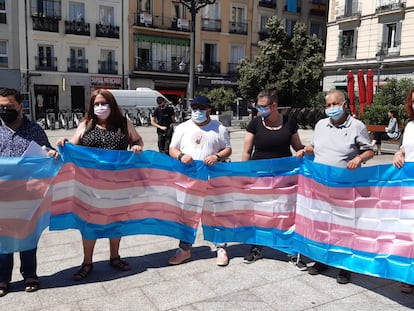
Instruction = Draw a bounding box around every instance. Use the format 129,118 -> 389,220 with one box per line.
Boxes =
109,237 -> 121,259
82,238 -> 97,264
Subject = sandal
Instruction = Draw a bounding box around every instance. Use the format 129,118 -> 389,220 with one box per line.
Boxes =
0,282 -> 8,297
24,277 -> 39,293
109,256 -> 131,271
73,263 -> 93,281
400,282 -> 414,294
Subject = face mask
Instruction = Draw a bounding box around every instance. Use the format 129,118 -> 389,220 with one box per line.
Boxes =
257,106 -> 271,119
191,109 -> 207,123
0,107 -> 19,124
325,105 -> 344,121
94,105 -> 111,120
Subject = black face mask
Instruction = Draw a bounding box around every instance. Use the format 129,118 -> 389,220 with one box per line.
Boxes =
0,107 -> 19,124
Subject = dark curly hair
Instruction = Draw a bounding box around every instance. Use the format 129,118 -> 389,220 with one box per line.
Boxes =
0,88 -> 22,103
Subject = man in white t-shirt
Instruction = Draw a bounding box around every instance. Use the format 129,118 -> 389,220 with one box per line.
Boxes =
168,96 -> 232,266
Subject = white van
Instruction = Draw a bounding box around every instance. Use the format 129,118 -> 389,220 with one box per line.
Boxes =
108,88 -> 170,111
108,88 -> 170,126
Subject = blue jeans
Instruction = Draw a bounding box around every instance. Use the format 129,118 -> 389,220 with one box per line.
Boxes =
178,240 -> 226,251
0,248 -> 37,283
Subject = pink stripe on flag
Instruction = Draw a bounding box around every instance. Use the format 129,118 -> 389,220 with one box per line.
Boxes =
52,198 -> 201,228
0,179 -> 54,201
208,175 -> 298,195
298,176 -> 414,209
0,194 -> 52,238
202,210 -> 295,230
295,214 -> 414,258
54,163 -> 207,196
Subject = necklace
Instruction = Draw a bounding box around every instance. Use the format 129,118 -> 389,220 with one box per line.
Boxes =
262,114 -> 283,130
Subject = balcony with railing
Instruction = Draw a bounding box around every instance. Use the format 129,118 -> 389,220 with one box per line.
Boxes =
96,24 -> 120,39
201,18 -> 221,32
132,12 -> 191,32
258,29 -> 270,41
32,16 -> 59,32
64,20 -> 90,36
133,59 -> 189,73
67,58 -> 88,73
376,0 -> 405,14
259,0 -> 276,8
229,21 -> 248,35
35,56 -> 58,71
228,63 -> 239,75
337,2 -> 361,20
98,60 -> 118,74
378,41 -> 401,56
203,62 -> 221,74
310,1 -> 327,16
338,46 -> 357,60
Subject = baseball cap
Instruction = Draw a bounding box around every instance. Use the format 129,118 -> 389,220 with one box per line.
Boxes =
191,96 -> 211,106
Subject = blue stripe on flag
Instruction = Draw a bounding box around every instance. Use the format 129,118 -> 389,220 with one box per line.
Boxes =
50,213 -> 197,244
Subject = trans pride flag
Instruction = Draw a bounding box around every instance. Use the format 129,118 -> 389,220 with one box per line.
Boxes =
0,156 -> 62,253
202,157 -> 299,252
50,144 -> 207,243
295,159 -> 414,285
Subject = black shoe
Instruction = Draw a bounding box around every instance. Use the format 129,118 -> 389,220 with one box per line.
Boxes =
243,247 -> 262,264
307,262 -> 328,275
287,254 -> 308,271
336,269 -> 351,284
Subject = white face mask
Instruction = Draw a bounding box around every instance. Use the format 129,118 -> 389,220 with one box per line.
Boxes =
94,105 -> 111,120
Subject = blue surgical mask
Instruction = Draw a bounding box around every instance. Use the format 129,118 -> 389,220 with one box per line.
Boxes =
325,105 -> 344,121
257,106 -> 271,119
191,109 -> 207,123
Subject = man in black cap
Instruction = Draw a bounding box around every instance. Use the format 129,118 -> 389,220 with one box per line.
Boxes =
168,96 -> 232,266
151,96 -> 175,154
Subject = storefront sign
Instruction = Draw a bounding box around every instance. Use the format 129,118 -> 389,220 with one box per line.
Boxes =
198,77 -> 238,87
91,76 -> 122,87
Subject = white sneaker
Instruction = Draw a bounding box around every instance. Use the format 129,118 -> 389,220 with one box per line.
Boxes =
168,248 -> 191,265
216,247 -> 229,266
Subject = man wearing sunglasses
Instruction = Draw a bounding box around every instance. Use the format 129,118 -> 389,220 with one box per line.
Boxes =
168,95 -> 232,266
151,96 -> 176,154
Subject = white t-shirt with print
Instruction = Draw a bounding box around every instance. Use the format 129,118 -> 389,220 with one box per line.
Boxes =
169,119 -> 231,161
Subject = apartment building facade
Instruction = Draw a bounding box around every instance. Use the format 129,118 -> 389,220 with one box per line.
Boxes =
0,0 -> 327,121
323,0 -> 414,92
0,0 -> 127,121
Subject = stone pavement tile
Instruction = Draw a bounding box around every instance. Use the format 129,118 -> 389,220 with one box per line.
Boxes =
0,287 -> 42,311
78,287 -> 158,311
40,304 -> 81,311
206,290 -> 274,311
155,247 -> 217,281
195,263 -> 273,296
313,289 -> 414,311
101,270 -> 165,294
140,276 -> 217,310
35,282 -> 108,309
250,276 -> 359,310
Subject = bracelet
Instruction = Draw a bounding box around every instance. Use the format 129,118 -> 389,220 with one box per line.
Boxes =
178,152 -> 185,161
215,154 -> 222,161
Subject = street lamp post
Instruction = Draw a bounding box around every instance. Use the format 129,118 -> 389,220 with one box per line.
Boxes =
179,0 -> 216,101
375,47 -> 385,92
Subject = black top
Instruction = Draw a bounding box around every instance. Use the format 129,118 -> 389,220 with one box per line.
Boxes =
153,106 -> 175,133
80,125 -> 129,150
246,115 -> 298,160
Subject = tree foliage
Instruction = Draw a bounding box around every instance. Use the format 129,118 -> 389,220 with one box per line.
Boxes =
238,17 -> 325,107
199,87 -> 237,112
360,78 -> 413,126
